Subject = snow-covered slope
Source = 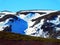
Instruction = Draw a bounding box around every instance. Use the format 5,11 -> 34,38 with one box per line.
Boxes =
0,10 -> 60,39
18,10 -> 60,39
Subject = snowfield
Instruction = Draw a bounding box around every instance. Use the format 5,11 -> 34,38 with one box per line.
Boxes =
0,10 -> 60,39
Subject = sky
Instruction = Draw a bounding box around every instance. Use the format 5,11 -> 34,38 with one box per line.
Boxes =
0,0 -> 60,12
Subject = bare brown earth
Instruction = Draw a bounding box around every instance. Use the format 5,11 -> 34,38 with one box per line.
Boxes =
0,31 -> 60,45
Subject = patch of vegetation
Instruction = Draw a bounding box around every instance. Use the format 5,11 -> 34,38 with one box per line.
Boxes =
0,31 -> 60,42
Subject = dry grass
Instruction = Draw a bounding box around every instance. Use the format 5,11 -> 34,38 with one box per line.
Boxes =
0,31 -> 60,42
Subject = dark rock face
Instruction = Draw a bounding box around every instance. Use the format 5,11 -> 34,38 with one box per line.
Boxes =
41,22 -> 54,32
0,14 -> 18,22
3,25 -> 12,32
31,11 -> 60,27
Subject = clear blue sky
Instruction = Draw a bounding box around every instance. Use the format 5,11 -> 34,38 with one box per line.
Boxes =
0,0 -> 60,12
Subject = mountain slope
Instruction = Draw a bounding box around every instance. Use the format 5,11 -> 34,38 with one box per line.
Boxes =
0,10 -> 60,39
0,31 -> 60,42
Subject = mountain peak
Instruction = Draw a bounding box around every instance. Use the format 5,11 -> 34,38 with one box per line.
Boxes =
1,10 -> 12,12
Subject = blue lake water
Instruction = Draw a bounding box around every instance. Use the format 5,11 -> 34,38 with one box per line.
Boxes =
5,17 -> 28,35
4,13 -> 35,35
